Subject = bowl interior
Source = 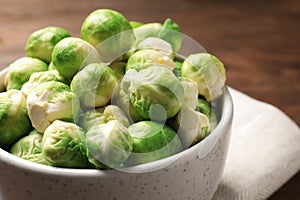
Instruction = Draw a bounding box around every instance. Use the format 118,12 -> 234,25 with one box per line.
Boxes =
0,63 -> 233,175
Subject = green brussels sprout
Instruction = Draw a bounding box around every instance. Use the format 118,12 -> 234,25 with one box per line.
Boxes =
6,57 -> 48,90
136,37 -> 174,59
170,106 -> 210,148
109,61 -> 127,80
79,105 -> 130,131
10,133 -> 50,165
21,70 -> 69,96
126,49 -> 175,72
52,37 -> 101,80
196,98 -> 211,117
26,81 -> 81,133
125,121 -> 182,166
119,65 -> 184,122
0,90 -> 32,146
70,63 -> 118,107
179,77 -> 199,109
181,53 -> 226,102
196,98 -> 218,133
25,26 -> 71,63
42,120 -> 88,168
85,120 -> 133,169
134,18 -> 182,52
81,9 -> 135,63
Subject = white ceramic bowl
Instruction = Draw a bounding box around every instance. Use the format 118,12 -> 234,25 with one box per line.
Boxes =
0,64 -> 233,200
0,32 -> 233,199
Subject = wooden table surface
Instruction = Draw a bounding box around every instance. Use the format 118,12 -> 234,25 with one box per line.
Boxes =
0,0 -> 299,199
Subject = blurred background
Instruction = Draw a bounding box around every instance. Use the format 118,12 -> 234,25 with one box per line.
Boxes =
0,0 -> 299,199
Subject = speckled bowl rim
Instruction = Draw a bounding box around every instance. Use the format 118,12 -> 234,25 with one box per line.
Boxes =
0,67 -> 233,177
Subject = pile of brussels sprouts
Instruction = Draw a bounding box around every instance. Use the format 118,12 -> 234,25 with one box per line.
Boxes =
0,9 -> 226,169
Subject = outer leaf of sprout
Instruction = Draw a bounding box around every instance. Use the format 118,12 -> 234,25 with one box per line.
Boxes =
26,81 -> 81,133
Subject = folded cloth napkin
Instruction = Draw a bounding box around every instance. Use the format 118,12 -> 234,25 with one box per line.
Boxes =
212,88 -> 300,200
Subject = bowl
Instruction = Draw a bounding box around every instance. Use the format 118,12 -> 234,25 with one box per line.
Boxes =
0,34 -> 233,200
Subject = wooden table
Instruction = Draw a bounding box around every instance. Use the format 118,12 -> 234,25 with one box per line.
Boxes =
0,0 -> 299,199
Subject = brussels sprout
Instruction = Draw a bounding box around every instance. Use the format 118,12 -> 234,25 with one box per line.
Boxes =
196,98 -> 211,117
21,70 -> 69,96
120,65 -> 184,122
85,120 -> 133,169
42,120 -> 88,168
196,98 -> 219,133
125,121 -> 182,166
70,63 -> 118,107
0,90 -> 32,146
26,81 -> 81,133
10,133 -> 50,165
136,37 -> 174,59
25,26 -> 71,63
52,37 -> 101,80
171,106 -> 210,148
81,9 -> 135,63
6,57 -> 48,90
179,77 -> 199,109
181,53 -> 226,102
109,61 -> 127,79
79,105 -> 130,131
126,49 -> 175,72
134,18 -> 182,52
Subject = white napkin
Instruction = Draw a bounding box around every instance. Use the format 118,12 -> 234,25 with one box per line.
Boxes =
212,88 -> 300,200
